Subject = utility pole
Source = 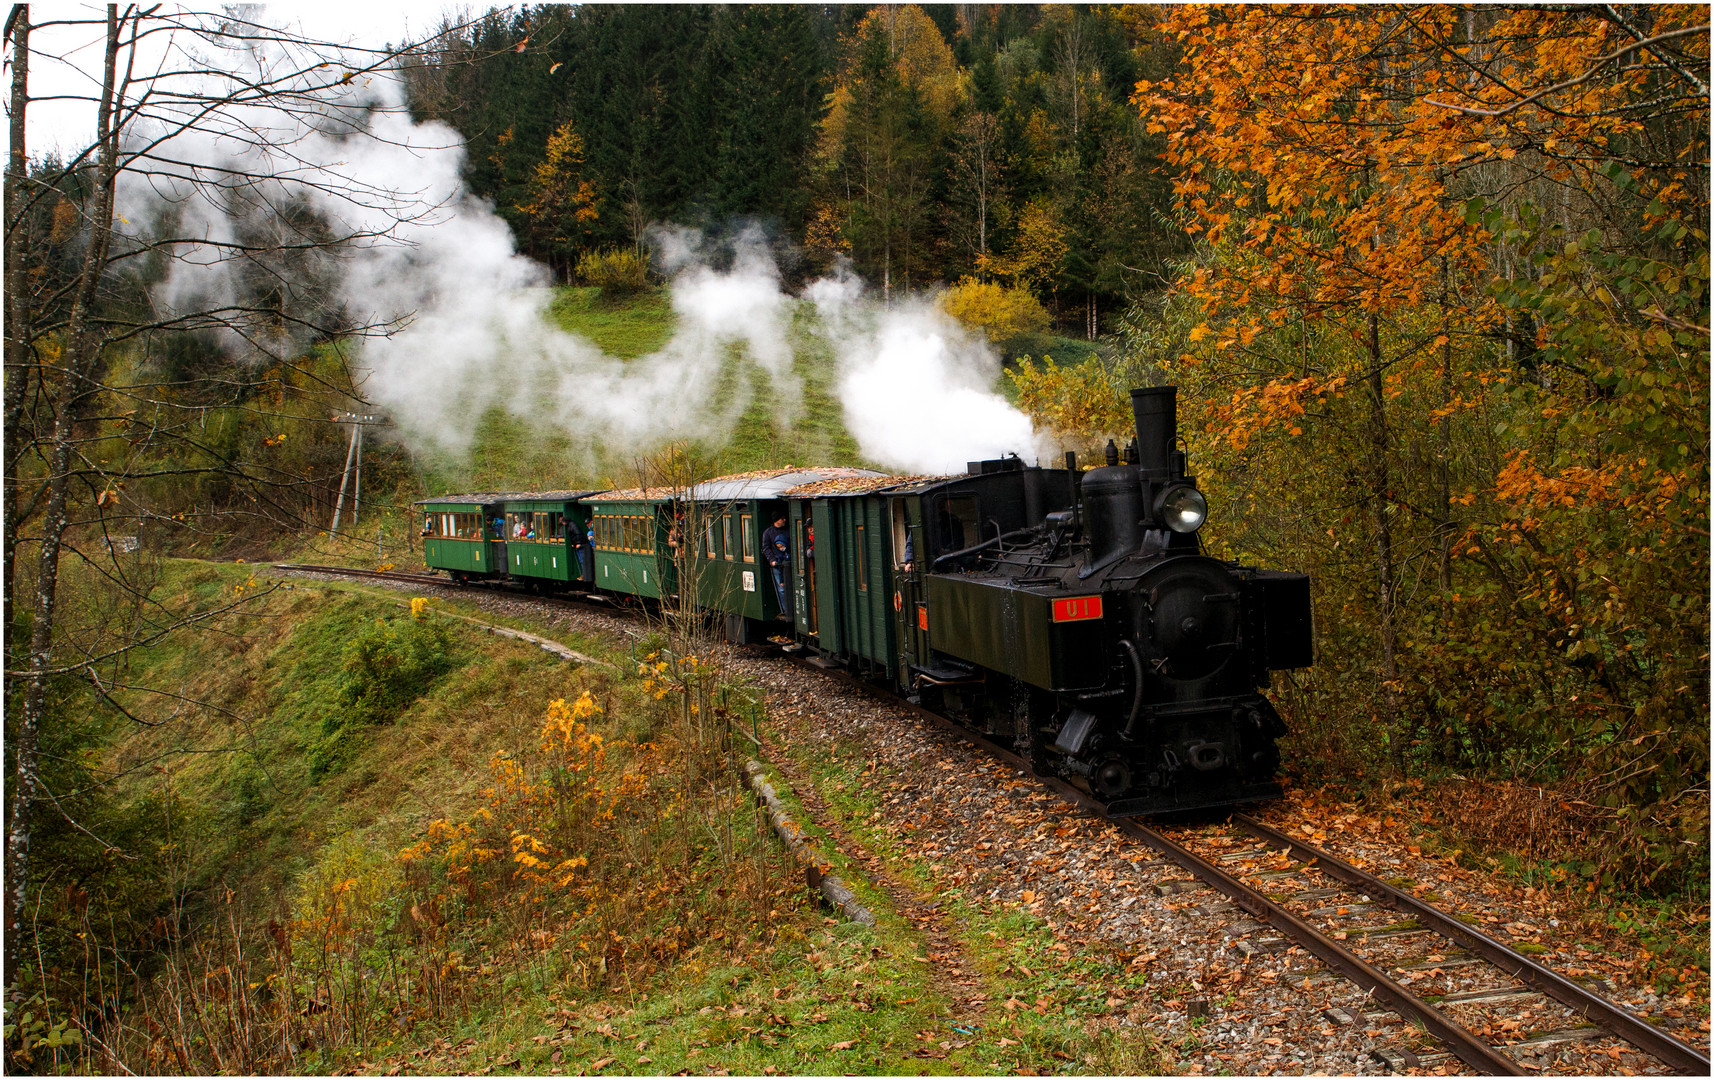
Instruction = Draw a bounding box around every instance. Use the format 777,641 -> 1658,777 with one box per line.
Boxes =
329,411 -> 383,535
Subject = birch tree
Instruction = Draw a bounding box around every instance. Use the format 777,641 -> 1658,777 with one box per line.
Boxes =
3,3 -> 464,989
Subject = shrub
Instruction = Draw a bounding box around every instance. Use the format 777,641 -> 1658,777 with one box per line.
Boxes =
939,277 -> 1051,343
576,247 -> 650,299
310,613 -> 457,778
339,613 -> 457,722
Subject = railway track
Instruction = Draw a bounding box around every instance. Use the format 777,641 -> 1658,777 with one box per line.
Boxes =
272,562 -> 1707,1074
800,660 -> 1708,1076
272,563 -> 458,589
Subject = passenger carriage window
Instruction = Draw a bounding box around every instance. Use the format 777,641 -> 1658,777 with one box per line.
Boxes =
740,514 -> 753,562
704,518 -> 717,558
793,519 -> 804,574
722,514 -> 734,561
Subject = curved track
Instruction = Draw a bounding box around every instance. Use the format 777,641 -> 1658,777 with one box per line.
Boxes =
808,662 -> 1708,1076
274,562 -> 1708,1075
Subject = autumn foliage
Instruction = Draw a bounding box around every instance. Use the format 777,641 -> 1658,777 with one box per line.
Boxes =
1108,5 -> 1709,891
939,278 -> 1052,343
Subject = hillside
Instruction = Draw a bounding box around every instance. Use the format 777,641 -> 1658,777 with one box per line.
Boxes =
15,558 -> 1166,1074
390,285 -> 1094,524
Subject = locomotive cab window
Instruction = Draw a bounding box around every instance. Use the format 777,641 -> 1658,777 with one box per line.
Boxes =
933,495 -> 980,553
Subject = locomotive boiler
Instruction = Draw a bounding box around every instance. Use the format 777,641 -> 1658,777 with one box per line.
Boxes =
921,387 -> 1313,815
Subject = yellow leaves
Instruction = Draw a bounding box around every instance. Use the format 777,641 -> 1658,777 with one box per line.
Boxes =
938,278 -> 1051,342
410,597 -> 428,620
1007,356 -> 1131,459
1187,324 -> 1212,344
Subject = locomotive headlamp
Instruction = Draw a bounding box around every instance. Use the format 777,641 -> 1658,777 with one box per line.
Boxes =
1159,484 -> 1208,533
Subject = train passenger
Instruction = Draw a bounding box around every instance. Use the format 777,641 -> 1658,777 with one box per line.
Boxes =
573,518 -> 592,579
762,515 -> 791,620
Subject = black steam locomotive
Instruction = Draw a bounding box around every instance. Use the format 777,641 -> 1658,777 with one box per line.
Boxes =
918,387 -> 1312,815
418,386 -> 1312,816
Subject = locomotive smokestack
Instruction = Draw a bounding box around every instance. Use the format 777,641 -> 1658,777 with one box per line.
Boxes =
1130,386 -> 1178,481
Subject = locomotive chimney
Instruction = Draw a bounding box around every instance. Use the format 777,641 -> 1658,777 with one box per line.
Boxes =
1130,386 -> 1178,481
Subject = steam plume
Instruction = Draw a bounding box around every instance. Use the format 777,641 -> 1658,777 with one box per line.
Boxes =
117,20 -> 1038,475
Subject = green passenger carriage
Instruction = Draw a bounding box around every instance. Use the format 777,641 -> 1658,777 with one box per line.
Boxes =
680,468 -> 882,643
584,488 -> 677,600
416,494 -> 507,582
500,491 -> 604,591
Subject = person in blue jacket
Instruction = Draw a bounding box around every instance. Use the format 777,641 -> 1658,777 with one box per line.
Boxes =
761,515 -> 791,620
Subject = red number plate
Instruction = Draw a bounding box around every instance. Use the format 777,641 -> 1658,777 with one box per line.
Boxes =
1052,595 -> 1104,623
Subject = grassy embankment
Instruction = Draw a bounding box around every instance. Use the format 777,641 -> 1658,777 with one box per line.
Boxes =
18,554 -> 1166,1075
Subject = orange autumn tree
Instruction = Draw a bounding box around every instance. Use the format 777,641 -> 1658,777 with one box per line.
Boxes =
1139,6 -> 1708,887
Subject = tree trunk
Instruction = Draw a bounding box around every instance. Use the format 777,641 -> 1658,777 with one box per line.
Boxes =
3,7 -> 30,688
8,4 -> 122,993
1366,310 -> 1401,762
1438,256 -> 1454,591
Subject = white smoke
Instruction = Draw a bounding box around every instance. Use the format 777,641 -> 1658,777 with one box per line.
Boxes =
115,15 -> 1037,474
807,262 -> 1041,473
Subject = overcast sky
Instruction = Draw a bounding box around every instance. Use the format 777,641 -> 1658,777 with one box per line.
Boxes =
12,2 -> 454,158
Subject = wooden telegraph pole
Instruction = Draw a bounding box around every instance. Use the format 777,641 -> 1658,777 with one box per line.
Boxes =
329,411 -> 384,535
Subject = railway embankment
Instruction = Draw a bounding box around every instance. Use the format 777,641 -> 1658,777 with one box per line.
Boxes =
270,565 -> 1710,1075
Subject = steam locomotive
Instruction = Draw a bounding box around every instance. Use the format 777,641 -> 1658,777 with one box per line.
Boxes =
416,386 -> 1312,816
920,387 -> 1311,815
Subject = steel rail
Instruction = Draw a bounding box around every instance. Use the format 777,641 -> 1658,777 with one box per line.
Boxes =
1118,817 -> 1525,1075
272,563 -> 454,588
1232,813 -> 1710,1075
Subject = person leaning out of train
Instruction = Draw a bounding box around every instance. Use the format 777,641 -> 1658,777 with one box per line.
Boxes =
572,519 -> 592,578
761,515 -> 791,620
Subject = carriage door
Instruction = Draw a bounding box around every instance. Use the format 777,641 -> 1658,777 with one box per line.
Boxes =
893,496 -> 927,688
791,504 -> 818,637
